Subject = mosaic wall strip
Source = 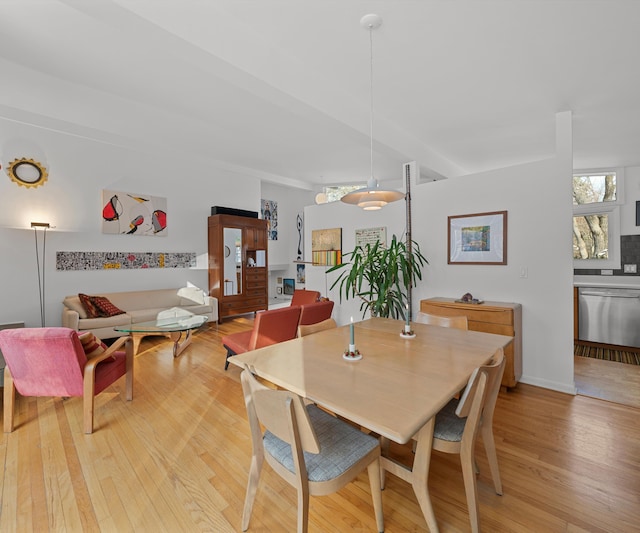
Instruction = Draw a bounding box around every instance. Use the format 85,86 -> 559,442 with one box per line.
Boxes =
56,251 -> 196,271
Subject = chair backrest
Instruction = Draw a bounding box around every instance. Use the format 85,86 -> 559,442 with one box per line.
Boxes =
298,300 -> 334,326
456,348 -> 505,420
249,306 -> 302,350
0,327 -> 87,397
415,311 -> 468,330
453,368 -> 488,448
290,289 -> 320,307
241,367 -> 320,453
298,318 -> 338,337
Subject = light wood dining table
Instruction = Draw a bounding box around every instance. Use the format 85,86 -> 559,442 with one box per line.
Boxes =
228,316 -> 513,532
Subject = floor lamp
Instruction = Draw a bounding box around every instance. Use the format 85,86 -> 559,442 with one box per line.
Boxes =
31,222 -> 50,327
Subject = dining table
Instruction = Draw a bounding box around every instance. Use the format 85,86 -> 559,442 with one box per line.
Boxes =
228,316 -> 513,532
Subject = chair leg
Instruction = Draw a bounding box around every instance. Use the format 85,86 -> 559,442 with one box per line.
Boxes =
481,424 -> 503,495
83,371 -> 96,434
241,454 -> 263,531
224,347 -> 236,371
461,448 -> 481,533
125,337 -> 134,401
379,436 -> 391,489
296,484 -> 310,533
3,367 -> 15,433
367,457 -> 385,533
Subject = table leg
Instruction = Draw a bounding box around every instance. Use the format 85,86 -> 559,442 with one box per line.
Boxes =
380,418 -> 439,532
169,329 -> 193,357
412,418 -> 439,533
132,334 -> 142,355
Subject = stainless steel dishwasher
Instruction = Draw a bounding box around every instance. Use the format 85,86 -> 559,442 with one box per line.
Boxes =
578,286 -> 640,347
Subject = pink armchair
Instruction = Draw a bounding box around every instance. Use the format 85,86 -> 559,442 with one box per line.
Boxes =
221,306 -> 302,370
0,327 -> 134,434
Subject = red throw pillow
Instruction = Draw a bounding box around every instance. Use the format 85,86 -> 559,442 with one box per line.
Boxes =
78,293 -> 102,318
92,296 -> 126,317
78,331 -> 113,359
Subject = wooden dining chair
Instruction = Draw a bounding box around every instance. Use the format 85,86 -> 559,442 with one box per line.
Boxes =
222,306 -> 302,370
290,289 -> 320,306
297,318 -> 337,337
415,311 -> 468,330
240,367 -> 384,533
432,349 -> 505,533
380,348 -> 504,533
298,300 -> 334,327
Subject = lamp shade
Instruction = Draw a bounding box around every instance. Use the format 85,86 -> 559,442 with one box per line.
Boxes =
340,178 -> 405,210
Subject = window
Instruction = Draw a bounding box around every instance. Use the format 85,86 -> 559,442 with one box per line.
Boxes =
316,185 -> 363,204
573,169 -> 623,269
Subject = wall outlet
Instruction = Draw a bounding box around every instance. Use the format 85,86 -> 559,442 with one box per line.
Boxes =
624,264 -> 637,273
601,269 -> 614,275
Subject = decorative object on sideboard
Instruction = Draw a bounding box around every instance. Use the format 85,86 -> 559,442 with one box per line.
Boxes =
340,14 -> 404,211
448,211 -> 508,265
455,292 -> 484,304
7,158 -> 48,188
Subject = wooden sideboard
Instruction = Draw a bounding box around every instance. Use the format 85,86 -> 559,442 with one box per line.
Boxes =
420,298 -> 522,388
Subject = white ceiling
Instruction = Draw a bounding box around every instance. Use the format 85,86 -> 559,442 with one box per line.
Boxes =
2,0 -> 640,190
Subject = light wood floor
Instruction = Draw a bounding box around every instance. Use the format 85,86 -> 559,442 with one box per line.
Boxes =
574,354 -> 640,409
1,319 -> 639,532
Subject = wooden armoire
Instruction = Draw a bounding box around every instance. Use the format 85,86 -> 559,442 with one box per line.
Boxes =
208,214 -> 268,322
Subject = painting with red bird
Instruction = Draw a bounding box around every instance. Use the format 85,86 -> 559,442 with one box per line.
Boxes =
101,190 -> 168,236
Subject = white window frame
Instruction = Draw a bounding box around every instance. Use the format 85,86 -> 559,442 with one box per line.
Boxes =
573,168 -> 624,270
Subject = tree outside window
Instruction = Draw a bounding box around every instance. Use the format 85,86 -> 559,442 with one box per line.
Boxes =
573,172 -> 620,269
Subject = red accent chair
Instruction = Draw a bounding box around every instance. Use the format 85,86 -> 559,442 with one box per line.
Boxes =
0,327 -> 134,434
290,289 -> 320,306
298,300 -> 334,326
222,306 -> 302,370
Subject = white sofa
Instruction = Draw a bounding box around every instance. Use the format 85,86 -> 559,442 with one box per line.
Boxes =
62,287 -> 218,339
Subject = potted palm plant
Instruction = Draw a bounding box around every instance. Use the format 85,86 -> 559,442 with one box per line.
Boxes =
326,234 -> 428,319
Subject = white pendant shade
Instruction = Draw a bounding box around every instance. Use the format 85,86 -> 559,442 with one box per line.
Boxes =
341,14 -> 404,210
340,178 -> 405,210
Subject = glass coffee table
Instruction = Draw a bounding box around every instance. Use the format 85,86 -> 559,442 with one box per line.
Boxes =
115,310 -> 208,357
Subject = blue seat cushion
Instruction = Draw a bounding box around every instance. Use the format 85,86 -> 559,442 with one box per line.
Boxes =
264,404 -> 379,482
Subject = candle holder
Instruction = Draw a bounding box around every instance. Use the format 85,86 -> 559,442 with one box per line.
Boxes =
400,324 -> 415,338
343,345 -> 362,361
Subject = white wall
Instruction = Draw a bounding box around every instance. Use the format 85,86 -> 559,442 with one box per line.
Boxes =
261,182 -> 315,297
0,118 -> 261,328
620,166 -> 640,235
304,114 -> 575,394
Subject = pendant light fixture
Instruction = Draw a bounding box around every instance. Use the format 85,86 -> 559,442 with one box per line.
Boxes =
341,14 -> 404,211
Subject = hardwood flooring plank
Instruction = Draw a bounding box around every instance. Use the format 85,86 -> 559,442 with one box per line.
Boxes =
1,320 -> 639,532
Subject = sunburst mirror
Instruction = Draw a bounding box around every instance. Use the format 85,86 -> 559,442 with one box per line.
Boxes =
6,158 -> 48,188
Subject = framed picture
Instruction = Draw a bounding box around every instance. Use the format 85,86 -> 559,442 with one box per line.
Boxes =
311,228 -> 342,266
283,278 -> 295,295
448,211 -> 507,265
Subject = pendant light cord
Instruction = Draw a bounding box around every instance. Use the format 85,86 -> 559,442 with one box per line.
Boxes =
368,25 -> 375,183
